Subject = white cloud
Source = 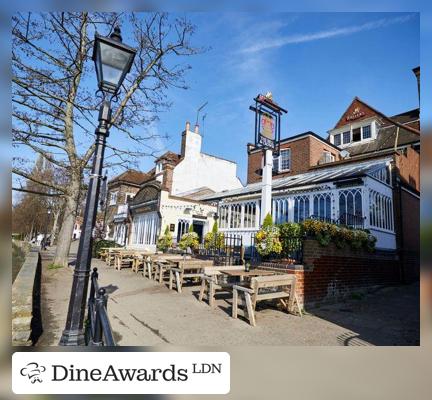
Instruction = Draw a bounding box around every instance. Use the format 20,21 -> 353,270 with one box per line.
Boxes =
241,14 -> 416,54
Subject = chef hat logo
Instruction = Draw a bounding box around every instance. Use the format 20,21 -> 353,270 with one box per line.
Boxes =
20,362 -> 46,383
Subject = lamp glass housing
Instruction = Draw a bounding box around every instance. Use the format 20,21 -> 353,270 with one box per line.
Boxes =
93,34 -> 136,94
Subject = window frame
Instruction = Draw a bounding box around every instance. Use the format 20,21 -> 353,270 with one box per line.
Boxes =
277,148 -> 291,172
362,124 -> 372,140
342,131 -> 351,144
109,191 -> 118,206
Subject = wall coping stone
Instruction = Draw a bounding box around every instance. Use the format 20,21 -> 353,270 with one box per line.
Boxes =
12,248 -> 40,346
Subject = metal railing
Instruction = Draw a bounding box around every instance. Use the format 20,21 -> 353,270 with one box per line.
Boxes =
249,233 -> 304,265
337,213 -> 365,229
86,268 -> 116,346
198,234 -> 244,266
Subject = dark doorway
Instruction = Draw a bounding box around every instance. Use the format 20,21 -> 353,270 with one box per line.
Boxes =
192,221 -> 205,243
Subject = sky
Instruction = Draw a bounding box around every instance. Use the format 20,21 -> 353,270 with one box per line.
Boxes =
12,12 -> 420,194
124,12 -> 419,184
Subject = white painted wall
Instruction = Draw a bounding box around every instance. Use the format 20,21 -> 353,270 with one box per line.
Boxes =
159,190 -> 216,242
171,127 -> 242,195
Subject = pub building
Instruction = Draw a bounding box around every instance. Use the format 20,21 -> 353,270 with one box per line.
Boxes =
199,68 -> 419,271
105,121 -> 242,251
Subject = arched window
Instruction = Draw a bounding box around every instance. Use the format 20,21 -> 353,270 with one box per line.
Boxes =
294,195 -> 310,223
369,190 -> 393,231
313,193 -> 332,221
339,189 -> 363,227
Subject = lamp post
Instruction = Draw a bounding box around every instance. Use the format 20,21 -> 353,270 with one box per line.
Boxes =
60,26 -> 136,346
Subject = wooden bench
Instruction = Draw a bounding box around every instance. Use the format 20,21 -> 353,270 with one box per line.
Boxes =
153,255 -> 191,283
198,265 -> 246,307
169,259 -> 214,293
232,274 -> 302,326
106,248 -> 123,266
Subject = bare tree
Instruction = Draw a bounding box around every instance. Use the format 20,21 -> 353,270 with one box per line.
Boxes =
12,12 -> 202,266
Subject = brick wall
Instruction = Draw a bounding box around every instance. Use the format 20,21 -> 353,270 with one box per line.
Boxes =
106,183 -> 141,235
260,239 -> 402,309
247,135 -> 340,184
395,147 -> 420,191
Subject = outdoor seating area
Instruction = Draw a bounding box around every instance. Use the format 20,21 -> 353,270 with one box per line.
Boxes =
97,249 -> 301,326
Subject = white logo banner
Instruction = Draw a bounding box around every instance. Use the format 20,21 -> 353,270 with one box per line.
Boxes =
12,352 -> 230,394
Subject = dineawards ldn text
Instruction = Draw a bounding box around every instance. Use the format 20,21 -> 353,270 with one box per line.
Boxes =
52,364 -> 192,382
52,363 -> 222,382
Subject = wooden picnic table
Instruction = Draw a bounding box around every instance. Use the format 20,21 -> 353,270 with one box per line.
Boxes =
222,269 -> 276,279
151,255 -> 191,282
115,249 -> 153,271
169,259 -> 214,293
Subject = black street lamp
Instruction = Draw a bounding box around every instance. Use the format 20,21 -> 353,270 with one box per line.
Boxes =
59,26 -> 136,346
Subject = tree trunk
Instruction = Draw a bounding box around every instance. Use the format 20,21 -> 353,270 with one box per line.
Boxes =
53,179 -> 80,267
50,209 -> 60,245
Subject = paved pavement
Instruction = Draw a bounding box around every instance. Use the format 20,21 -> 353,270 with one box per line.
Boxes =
37,244 -> 419,346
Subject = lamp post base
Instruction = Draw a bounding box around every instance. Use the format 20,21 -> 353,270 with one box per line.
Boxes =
59,329 -> 86,346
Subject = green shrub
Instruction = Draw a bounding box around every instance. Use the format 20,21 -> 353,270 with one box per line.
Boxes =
157,226 -> 173,252
92,239 -> 121,258
255,215 -> 282,257
178,232 -> 200,250
204,222 -> 225,249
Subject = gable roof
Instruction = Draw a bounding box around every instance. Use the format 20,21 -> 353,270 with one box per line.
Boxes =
108,169 -> 148,186
333,97 -> 420,136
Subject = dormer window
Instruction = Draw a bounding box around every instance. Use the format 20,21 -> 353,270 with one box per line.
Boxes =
362,125 -> 371,139
332,121 -> 375,147
352,127 -> 361,142
343,131 -> 350,144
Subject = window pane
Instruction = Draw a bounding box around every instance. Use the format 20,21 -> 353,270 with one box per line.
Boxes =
343,131 -> 350,144
353,127 -> 361,142
362,125 -> 371,139
334,134 -> 341,146
279,149 -> 291,171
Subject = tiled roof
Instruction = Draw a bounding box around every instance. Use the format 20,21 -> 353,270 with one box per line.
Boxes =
346,125 -> 419,157
155,151 -> 182,165
109,169 -> 148,185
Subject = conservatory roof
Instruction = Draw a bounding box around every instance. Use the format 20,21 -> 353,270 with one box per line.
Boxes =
199,157 -> 392,201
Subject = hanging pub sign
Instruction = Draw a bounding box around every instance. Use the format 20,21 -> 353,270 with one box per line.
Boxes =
250,92 -> 287,154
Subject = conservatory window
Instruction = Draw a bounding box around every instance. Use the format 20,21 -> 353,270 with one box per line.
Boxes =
272,198 -> 289,224
230,204 -> 242,229
369,190 -> 394,231
370,166 -> 390,185
294,195 -> 310,223
243,202 -> 257,228
219,205 -> 229,229
313,193 -> 332,221
338,189 -> 363,228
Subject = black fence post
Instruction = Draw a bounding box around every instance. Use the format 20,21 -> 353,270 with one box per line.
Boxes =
90,288 -> 105,346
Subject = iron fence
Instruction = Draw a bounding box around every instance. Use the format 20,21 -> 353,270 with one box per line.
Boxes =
197,234 -> 243,266
248,233 -> 304,265
86,267 -> 115,346
337,213 -> 365,229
